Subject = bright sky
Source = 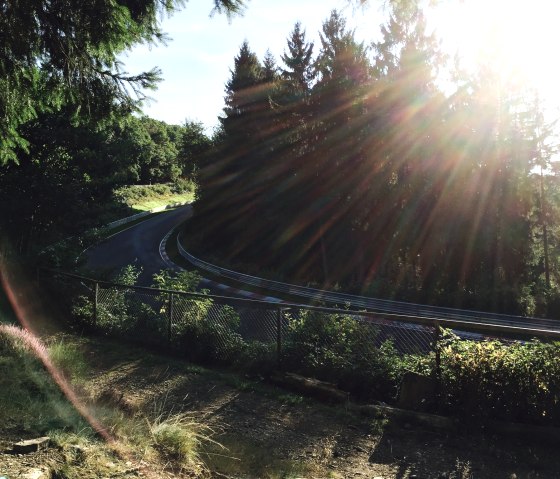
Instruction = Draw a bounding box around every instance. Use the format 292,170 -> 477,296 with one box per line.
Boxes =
121,0 -> 560,134
120,0 -> 380,133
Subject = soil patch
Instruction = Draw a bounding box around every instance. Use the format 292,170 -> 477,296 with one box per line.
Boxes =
78,337 -> 560,478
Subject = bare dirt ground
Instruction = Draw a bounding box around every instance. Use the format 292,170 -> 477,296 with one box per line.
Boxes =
2,335 -> 560,478
82,337 -> 560,478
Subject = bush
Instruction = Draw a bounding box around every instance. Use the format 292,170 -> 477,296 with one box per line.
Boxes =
67,266 -> 560,427
438,332 -> 560,425
281,310 -> 407,401
172,300 -> 245,364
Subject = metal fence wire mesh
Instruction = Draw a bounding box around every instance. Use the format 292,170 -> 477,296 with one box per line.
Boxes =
78,276 -> 438,363
44,269 -> 558,371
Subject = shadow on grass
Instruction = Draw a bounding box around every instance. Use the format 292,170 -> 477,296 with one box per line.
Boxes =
76,335 -> 560,479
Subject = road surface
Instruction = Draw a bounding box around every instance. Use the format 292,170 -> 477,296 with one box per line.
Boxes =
84,206 -> 192,286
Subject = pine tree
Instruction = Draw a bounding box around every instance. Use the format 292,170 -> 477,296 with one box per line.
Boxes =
281,22 -> 316,100
0,0 -> 245,164
296,10 -> 371,283
196,41 -> 268,260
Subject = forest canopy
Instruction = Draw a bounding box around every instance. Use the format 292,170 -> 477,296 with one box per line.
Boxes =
191,2 -> 560,317
1,0 -> 559,318
0,0 -> 244,164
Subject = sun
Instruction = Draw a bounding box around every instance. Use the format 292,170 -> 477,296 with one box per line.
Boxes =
431,0 -> 560,111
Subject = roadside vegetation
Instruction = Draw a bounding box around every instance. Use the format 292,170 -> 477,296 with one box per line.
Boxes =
113,181 -> 196,212
0,115 -> 209,259
2,0 -> 560,475
64,265 -> 560,429
2,321 -> 558,478
0,325 -> 216,478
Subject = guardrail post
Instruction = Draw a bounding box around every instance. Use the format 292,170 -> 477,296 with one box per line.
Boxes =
93,282 -> 99,327
276,307 -> 282,365
168,292 -> 174,343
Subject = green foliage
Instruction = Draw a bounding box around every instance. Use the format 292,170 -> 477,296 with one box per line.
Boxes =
152,269 -> 201,292
173,301 -> 245,365
235,340 -> 277,375
0,0 -> 244,165
0,326 -> 85,434
282,310 -> 407,401
72,265 -> 163,339
190,3 -> 560,316
150,413 -> 210,469
67,266 -> 560,427
71,267 -> 247,364
47,338 -> 89,383
0,110 -> 206,251
438,331 -> 560,425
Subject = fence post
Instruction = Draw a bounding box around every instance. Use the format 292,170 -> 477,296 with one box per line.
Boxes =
434,320 -> 441,401
168,292 -> 174,343
276,307 -> 282,365
93,282 -> 99,327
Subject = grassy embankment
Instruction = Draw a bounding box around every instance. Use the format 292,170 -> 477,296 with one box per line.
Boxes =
113,182 -> 195,212
0,325 -> 332,478
0,328 -> 219,478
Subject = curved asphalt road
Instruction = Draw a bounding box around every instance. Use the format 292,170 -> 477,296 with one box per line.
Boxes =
84,206 -> 192,286
84,205 -> 560,338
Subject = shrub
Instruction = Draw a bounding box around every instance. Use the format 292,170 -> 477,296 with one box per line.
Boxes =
281,310 -> 407,401
438,332 -> 560,425
172,300 -> 245,364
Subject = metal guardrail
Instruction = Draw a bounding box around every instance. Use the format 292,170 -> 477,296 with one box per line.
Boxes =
176,232 -> 560,334
44,267 -> 560,342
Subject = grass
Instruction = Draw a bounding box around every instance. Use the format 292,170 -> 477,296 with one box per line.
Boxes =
149,412 -> 218,473
47,336 -> 89,383
114,183 -> 195,212
0,327 -> 212,478
0,326 -> 86,435
131,192 -> 193,211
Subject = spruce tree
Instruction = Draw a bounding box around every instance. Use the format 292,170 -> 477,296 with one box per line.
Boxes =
0,0 -> 245,164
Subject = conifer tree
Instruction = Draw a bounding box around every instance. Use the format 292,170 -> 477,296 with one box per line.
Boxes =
0,0 -> 245,164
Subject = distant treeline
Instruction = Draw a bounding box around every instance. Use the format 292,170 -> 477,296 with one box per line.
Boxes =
0,112 -> 211,250
191,5 -> 560,317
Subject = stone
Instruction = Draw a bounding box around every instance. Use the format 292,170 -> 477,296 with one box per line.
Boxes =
12,437 -> 50,454
22,468 -> 48,479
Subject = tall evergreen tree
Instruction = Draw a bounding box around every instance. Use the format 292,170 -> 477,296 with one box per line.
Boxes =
281,22 -> 316,99
299,10 -> 371,283
0,0 -> 245,165
195,41 -> 268,260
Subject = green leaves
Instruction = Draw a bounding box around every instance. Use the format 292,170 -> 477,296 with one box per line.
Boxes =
438,333 -> 560,424
0,0 -> 244,165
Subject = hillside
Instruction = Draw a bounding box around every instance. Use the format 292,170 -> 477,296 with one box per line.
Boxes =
1,327 -> 558,479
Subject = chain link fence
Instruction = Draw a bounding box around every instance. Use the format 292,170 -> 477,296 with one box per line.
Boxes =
39,268 -> 560,426
42,269 -> 560,360
43,268 -> 441,360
